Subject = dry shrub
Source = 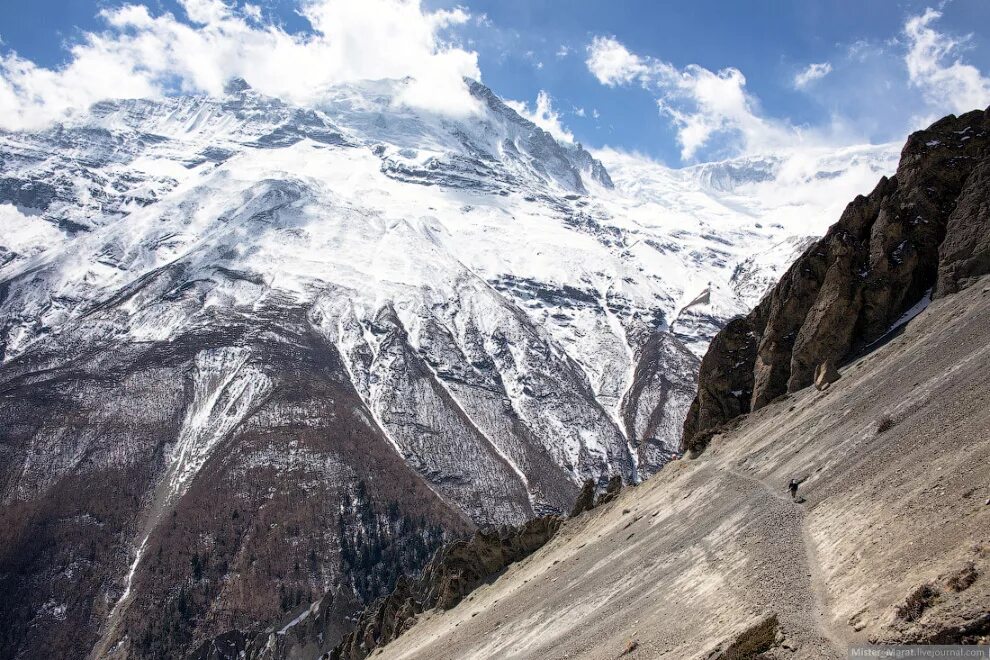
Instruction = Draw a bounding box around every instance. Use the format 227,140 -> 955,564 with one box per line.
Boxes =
896,583 -> 940,621
876,415 -> 895,434
945,562 -> 978,593
721,615 -> 779,659
620,639 -> 640,656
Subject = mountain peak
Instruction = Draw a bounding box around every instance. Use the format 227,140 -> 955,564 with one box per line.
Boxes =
223,76 -> 252,95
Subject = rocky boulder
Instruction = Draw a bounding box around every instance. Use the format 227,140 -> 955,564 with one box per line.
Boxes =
813,360 -> 841,391
569,479 -> 597,517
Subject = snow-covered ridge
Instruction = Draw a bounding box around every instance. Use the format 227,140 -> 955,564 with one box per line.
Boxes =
0,77 -> 898,510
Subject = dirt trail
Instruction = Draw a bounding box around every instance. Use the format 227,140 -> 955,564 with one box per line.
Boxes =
726,466 -> 848,655
377,278 -> 990,660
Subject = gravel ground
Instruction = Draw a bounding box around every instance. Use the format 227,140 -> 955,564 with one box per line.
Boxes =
376,277 -> 990,660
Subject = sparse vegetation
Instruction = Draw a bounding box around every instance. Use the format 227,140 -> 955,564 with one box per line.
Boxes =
876,415 -> 895,434
619,638 -> 639,656
719,615 -> 779,659
944,562 -> 978,593
896,583 -> 940,622
337,481 -> 448,604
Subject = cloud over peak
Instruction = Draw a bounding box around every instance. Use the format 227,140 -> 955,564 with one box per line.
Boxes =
505,90 -> 574,143
0,0 -> 481,131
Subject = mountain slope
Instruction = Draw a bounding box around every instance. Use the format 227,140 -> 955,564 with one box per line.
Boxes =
0,78 -> 896,659
374,271 -> 990,660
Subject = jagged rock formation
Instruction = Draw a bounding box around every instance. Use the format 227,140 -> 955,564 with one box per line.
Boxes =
814,360 -> 840,391
569,480 -> 597,518
568,476 -> 625,518
593,475 -> 624,507
683,107 -> 990,448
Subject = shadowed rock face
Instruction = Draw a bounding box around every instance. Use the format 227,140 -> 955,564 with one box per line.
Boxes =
681,317 -> 760,455
683,107 -> 990,449
327,516 -> 562,660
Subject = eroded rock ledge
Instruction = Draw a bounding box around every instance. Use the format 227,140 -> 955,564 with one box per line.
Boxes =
683,107 -> 990,452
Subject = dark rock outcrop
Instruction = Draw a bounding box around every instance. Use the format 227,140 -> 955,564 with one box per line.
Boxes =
329,516 -> 562,660
569,479 -> 597,517
684,107 -> 990,449
594,475 -> 624,507
193,516 -> 562,660
569,475 -> 626,517
682,317 -> 760,454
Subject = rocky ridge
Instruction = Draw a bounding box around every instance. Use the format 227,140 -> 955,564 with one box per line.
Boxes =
683,107 -> 990,450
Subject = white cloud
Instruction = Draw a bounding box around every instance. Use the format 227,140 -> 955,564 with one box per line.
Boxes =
556,45 -> 571,59
586,35 -> 802,160
903,8 -> 990,115
505,90 -> 574,142
243,4 -> 263,22
585,11 -> 990,162
0,0 -> 481,131
574,107 -> 586,117
793,62 -> 832,89
585,36 -> 651,86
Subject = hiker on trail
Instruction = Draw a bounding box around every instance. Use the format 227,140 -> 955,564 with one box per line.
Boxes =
787,478 -> 800,501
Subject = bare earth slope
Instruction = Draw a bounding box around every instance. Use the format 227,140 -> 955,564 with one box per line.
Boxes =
376,276 -> 990,660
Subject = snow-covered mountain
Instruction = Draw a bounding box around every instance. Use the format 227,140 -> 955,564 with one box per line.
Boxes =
0,77 -> 898,658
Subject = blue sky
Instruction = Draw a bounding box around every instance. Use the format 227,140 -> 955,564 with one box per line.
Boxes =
1,0 -> 989,165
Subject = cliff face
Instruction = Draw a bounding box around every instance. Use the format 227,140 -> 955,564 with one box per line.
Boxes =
683,107 -> 990,450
